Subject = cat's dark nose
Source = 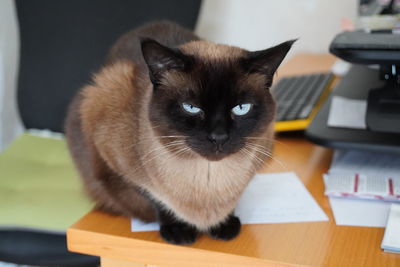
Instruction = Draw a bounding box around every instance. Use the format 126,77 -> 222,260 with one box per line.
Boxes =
207,130 -> 229,149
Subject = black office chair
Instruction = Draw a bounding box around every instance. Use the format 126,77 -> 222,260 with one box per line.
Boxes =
0,0 -> 201,266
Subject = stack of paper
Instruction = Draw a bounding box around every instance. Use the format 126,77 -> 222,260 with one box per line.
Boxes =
328,149 -> 400,176
131,172 -> 328,232
324,174 -> 400,201
324,150 -> 400,227
382,204 -> 400,253
324,150 -> 400,201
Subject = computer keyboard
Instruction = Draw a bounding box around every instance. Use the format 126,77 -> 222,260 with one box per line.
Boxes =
272,72 -> 334,132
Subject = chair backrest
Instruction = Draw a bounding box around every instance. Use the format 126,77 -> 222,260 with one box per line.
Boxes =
16,0 -> 201,133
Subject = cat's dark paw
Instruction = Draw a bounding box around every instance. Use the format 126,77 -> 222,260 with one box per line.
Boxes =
160,222 -> 199,245
208,215 -> 241,241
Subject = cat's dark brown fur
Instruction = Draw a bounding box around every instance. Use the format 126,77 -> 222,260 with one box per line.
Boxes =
65,21 -> 293,244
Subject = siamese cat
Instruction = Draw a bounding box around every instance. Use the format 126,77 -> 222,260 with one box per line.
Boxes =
65,21 -> 294,245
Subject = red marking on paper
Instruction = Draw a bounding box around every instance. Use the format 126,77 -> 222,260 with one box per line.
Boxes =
354,174 -> 359,193
389,178 -> 394,195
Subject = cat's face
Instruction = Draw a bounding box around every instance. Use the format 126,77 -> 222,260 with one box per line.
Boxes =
142,39 -> 294,161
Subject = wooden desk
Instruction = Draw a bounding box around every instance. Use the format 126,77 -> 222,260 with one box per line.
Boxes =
67,54 -> 400,267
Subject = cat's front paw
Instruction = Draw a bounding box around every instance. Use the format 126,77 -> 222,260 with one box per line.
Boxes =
160,222 -> 199,245
208,214 -> 241,241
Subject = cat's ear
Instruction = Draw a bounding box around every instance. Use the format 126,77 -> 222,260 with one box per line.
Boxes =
141,38 -> 191,85
243,39 -> 296,85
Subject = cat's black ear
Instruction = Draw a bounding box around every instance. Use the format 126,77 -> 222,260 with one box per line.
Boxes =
243,39 -> 296,85
141,38 -> 191,85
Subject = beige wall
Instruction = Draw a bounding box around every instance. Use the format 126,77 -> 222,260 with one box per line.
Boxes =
196,0 -> 357,56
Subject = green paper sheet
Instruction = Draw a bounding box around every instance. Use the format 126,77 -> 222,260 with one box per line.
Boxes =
0,133 -> 94,232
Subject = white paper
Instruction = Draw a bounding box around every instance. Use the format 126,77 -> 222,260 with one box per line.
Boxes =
329,197 -> 391,227
327,96 -> 367,129
382,204 -> 400,252
234,172 -> 328,224
329,150 -> 400,178
131,219 -> 160,232
131,172 -> 328,232
324,173 -> 400,201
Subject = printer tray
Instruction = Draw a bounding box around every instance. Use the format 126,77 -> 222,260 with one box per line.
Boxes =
330,31 -> 400,65
305,65 -> 400,153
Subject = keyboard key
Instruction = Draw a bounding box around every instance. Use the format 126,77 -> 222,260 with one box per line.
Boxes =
273,73 -> 333,122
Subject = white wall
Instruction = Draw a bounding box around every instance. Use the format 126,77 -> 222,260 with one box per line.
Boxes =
196,0 -> 357,57
0,0 -> 23,151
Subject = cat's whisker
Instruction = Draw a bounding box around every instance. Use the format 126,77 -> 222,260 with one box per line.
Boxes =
139,142 -> 184,162
246,148 -> 275,161
172,147 -> 192,158
245,142 -> 271,150
245,136 -> 298,152
239,148 -> 264,173
242,147 -> 265,166
133,144 -> 186,175
246,141 -> 277,156
150,124 -> 163,129
125,139 -> 189,177
241,144 -> 272,173
158,135 -> 188,138
241,147 -> 263,165
141,141 -> 186,160
130,136 -> 185,148
246,141 -> 287,161
153,145 -> 189,165
246,145 -> 274,160
245,137 -> 275,140
245,143 -> 287,169
128,135 -> 188,149
240,147 -> 257,162
245,136 -> 285,146
152,146 -> 188,168
245,143 -> 273,155
245,136 -> 310,165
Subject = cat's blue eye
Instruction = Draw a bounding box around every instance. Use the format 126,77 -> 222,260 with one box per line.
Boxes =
232,103 -> 252,116
182,103 -> 202,115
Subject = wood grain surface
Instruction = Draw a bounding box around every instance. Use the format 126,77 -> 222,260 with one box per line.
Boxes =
67,54 -> 400,267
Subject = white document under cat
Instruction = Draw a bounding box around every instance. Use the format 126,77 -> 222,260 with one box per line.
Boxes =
131,172 -> 328,232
